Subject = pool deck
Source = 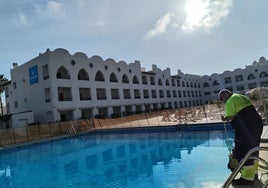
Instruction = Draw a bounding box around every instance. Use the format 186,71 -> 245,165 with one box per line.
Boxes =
261,125 -> 268,142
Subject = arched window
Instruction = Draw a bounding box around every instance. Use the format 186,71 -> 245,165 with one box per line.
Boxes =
190,82 -> 193,87
260,71 -> 268,78
203,82 -> 209,87
212,80 -> 219,86
122,74 -> 129,83
78,69 -> 89,80
165,79 -> 170,86
247,74 -> 255,80
56,66 -> 70,79
109,72 -> 118,82
95,71 -> 105,81
133,75 -> 139,84
158,78 -> 163,86
182,81 -> 185,87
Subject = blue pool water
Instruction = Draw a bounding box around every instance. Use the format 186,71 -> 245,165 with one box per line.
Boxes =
0,130 -> 233,188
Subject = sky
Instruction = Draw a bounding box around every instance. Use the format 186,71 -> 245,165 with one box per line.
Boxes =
1,0 -> 268,80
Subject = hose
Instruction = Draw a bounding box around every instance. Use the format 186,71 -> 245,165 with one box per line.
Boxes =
223,120 -> 233,154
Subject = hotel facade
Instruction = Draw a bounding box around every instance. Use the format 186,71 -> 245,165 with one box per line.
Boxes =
4,48 -> 268,127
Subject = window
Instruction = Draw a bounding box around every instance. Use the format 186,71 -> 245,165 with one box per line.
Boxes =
159,90 -> 164,98
190,82 -> 193,87
134,89 -> 141,99
212,80 -> 219,86
78,69 -> 89,80
95,71 -> 105,81
177,80 -> 180,87
178,90 -> 182,97
142,75 -> 148,84
247,74 -> 255,80
123,89 -> 131,99
166,90 -> 171,98
13,82 -> 16,89
122,74 -> 129,83
236,85 -> 244,91
260,71 -> 268,78
96,88 -> 106,100
133,75 -> 139,84
56,66 -> 70,79
111,89 -> 120,99
203,82 -> 209,87
109,73 -> 118,82
150,76 -> 155,85
143,90 -> 149,98
42,64 -> 49,80
165,79 -> 170,86
79,88 -> 91,100
173,90 -> 177,97
14,101 -> 18,108
151,90 -> 157,98
58,87 -> 72,101
261,81 -> 268,87
158,79 -> 163,86
235,75 -> 243,82
224,77 -> 232,84
183,90 -> 186,97
172,79 -> 176,86
248,83 -> 257,89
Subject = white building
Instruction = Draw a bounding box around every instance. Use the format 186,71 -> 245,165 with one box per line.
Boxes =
200,56 -> 268,103
5,48 -> 201,126
4,48 -> 268,127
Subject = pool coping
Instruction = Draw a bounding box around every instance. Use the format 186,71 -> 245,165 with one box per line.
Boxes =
90,121 -> 232,134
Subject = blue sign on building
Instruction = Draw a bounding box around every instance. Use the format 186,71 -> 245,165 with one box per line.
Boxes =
29,65 -> 39,85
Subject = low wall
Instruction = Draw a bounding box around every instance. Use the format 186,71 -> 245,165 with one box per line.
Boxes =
0,105 -> 225,147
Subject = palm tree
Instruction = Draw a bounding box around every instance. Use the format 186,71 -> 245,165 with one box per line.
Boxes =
0,75 -> 10,116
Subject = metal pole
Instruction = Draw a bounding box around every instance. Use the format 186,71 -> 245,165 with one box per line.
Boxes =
222,146 -> 268,188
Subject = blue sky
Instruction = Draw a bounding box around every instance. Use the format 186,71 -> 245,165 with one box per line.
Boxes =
1,0 -> 268,79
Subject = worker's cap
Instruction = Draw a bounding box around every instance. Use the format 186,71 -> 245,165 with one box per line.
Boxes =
218,89 -> 232,101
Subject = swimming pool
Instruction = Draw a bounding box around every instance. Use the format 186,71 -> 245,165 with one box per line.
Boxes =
0,129 -> 233,188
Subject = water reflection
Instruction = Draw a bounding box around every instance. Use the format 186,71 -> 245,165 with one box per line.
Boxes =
0,130 -> 232,187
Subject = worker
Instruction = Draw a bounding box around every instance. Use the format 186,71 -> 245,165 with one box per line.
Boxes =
218,89 -> 263,185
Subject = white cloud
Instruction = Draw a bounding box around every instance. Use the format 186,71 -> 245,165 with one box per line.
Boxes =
11,12 -> 29,29
34,1 -> 65,20
45,1 -> 65,19
145,0 -> 233,38
144,12 -> 176,39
